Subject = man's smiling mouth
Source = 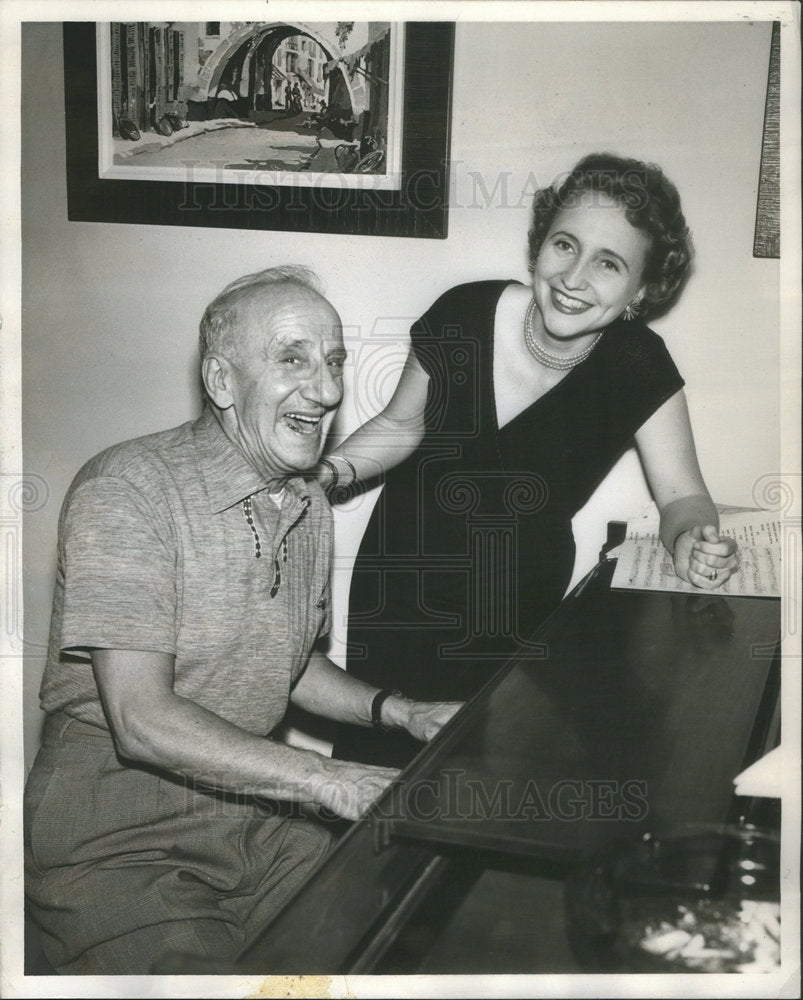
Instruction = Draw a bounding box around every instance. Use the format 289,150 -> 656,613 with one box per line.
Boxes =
283,412 -> 322,435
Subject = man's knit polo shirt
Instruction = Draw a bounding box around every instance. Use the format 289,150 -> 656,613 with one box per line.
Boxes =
40,406 -> 333,736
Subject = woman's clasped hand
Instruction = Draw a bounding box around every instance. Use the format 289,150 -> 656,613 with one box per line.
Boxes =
674,524 -> 740,589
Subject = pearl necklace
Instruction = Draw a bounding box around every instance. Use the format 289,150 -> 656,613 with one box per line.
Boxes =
523,297 -> 604,371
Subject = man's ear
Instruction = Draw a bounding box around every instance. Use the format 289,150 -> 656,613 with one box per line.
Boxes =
202,355 -> 234,409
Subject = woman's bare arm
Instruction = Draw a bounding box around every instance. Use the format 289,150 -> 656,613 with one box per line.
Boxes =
318,346 -> 429,490
635,389 -> 738,588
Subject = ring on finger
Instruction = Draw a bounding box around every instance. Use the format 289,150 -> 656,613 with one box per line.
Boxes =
708,569 -> 718,581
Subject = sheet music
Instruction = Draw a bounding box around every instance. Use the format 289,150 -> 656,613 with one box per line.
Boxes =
610,505 -> 781,598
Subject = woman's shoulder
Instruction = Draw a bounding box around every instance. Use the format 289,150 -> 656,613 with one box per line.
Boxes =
605,316 -> 672,353
438,277 -> 522,299
420,278 -> 523,319
600,317 -> 682,383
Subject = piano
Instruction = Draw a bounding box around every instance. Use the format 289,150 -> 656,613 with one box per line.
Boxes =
181,548 -> 784,975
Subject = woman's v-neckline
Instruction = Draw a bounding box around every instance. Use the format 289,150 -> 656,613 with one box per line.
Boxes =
489,281 -> 598,435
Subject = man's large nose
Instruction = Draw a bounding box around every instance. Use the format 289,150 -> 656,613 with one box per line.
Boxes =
302,362 -> 342,408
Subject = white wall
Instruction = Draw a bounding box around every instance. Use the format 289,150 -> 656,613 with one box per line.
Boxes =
21,19 -> 780,767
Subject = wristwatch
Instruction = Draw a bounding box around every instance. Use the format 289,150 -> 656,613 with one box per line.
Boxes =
371,688 -> 404,732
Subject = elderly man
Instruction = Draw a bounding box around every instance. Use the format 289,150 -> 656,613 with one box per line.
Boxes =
24,267 -> 460,975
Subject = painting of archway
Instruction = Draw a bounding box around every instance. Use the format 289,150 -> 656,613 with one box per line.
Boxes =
63,20 -> 454,238
100,21 -> 398,180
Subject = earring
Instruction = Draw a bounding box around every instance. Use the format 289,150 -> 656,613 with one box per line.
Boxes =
622,298 -> 641,321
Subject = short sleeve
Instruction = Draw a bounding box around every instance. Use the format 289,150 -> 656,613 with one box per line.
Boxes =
408,282 -> 511,438
58,477 -> 178,654
577,320 -> 685,449
408,288 -> 453,385
610,323 -> 685,433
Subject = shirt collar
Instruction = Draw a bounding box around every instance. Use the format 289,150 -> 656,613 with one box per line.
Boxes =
193,406 -> 309,513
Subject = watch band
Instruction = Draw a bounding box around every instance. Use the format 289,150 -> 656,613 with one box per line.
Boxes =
371,688 -> 403,731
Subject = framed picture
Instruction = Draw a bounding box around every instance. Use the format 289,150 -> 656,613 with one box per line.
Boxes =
63,20 -> 454,238
753,20 -> 780,258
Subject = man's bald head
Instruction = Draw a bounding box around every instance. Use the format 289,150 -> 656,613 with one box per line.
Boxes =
199,265 -> 324,368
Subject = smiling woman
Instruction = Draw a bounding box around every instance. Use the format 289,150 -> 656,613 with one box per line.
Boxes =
317,152 -> 741,769
530,191 -> 651,348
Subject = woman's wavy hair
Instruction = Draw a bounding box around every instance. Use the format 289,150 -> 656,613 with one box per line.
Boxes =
527,153 -> 694,316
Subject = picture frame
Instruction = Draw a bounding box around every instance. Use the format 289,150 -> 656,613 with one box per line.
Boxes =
63,20 -> 454,239
753,20 -> 780,258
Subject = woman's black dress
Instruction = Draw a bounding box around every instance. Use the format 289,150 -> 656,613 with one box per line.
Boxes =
333,280 -> 684,767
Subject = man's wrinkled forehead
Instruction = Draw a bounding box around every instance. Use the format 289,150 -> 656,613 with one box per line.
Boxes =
236,282 -> 343,352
